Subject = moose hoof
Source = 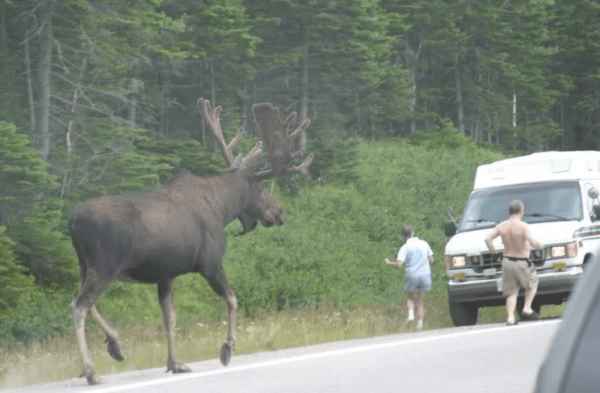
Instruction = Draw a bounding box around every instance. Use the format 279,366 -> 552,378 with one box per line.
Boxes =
167,362 -> 192,374
86,374 -> 101,385
106,339 -> 124,362
220,342 -> 233,366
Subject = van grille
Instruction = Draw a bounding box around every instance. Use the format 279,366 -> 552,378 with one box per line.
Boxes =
469,253 -> 502,273
469,250 -> 544,273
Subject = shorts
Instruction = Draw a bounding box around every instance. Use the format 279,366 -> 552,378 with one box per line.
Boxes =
405,274 -> 432,293
501,259 -> 538,297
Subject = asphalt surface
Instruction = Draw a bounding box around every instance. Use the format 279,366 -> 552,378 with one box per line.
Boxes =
3,319 -> 560,393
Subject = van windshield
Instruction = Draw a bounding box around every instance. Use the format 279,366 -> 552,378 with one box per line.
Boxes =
458,181 -> 583,233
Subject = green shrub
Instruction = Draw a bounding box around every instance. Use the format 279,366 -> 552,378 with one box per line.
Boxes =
1,135 -> 506,343
222,138 -> 504,314
0,227 -> 36,318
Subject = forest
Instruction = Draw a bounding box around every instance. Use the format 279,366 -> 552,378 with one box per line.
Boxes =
1,0 -> 599,346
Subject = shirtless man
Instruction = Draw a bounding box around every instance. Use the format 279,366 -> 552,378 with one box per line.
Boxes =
485,200 -> 543,325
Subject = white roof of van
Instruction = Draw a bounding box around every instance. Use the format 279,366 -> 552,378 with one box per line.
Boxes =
473,151 -> 600,190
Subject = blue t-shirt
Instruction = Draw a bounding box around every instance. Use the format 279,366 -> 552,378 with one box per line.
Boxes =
397,237 -> 433,277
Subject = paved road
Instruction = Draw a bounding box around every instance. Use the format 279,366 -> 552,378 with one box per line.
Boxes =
5,319 -> 559,393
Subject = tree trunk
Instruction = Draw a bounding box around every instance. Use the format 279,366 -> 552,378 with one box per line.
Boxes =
1,1 -> 7,84
404,37 -> 421,135
486,114 -> 491,144
61,57 -> 87,199
24,37 -> 36,135
526,112 -> 530,152
356,90 -> 362,136
128,80 -> 138,129
210,60 -> 216,152
239,91 -> 248,134
200,62 -> 206,148
299,13 -> 309,151
409,69 -> 416,134
560,103 -> 565,150
512,92 -> 517,128
37,0 -> 55,160
1,1 -> 11,126
210,60 -> 216,104
454,54 -> 465,136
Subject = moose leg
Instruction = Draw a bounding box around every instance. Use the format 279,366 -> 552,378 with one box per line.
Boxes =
158,279 -> 191,374
89,305 -> 124,362
71,276 -> 108,385
206,268 -> 237,366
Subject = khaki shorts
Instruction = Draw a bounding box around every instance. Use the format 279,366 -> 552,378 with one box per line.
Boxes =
501,259 -> 538,297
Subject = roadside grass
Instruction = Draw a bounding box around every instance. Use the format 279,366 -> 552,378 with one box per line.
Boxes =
478,303 -> 566,324
0,295 -> 564,389
0,295 -> 450,389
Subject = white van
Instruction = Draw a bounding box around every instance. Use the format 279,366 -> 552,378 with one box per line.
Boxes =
444,151 -> 600,326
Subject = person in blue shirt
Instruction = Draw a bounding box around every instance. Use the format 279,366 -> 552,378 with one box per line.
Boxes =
385,225 -> 434,331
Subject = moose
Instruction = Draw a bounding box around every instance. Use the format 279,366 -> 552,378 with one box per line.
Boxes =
68,98 -> 313,385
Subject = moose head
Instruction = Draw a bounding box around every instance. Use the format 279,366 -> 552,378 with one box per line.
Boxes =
197,98 -> 313,230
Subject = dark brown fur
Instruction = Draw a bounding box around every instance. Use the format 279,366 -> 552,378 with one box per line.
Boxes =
69,99 -> 312,385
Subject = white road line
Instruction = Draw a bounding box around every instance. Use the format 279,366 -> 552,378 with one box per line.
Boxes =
90,320 -> 560,393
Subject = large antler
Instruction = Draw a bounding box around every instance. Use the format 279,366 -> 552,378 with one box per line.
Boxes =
197,98 -> 262,169
251,103 -> 313,179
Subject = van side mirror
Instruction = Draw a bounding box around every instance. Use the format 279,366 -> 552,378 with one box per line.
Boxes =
445,220 -> 457,237
589,188 -> 599,199
594,205 -> 600,221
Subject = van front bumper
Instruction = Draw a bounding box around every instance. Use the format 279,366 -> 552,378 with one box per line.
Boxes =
447,266 -> 583,304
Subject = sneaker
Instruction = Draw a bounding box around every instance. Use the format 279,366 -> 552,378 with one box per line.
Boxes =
416,320 -> 423,331
519,311 -> 540,321
406,317 -> 414,328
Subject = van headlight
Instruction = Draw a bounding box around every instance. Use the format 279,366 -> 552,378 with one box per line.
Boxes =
549,241 -> 578,259
451,256 -> 466,268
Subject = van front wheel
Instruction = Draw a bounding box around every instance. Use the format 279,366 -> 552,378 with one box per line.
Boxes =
449,301 -> 478,326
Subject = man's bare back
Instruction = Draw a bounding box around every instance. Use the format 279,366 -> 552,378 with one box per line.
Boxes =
485,215 -> 542,259
494,218 -> 534,258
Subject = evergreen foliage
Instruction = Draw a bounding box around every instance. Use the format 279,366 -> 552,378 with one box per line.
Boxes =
0,0 -> 597,345
0,122 -> 78,286
1,0 -> 598,148
0,122 -> 57,227
307,128 -> 360,185
0,227 -> 35,317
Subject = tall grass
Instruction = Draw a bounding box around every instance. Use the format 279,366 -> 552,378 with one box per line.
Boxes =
0,296 -> 446,389
0,297 -> 564,389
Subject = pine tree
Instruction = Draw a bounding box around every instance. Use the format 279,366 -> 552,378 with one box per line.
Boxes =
549,0 -> 600,149
0,226 -> 36,318
0,121 -> 78,286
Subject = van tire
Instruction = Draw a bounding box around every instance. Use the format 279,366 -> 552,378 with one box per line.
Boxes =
449,301 -> 478,326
